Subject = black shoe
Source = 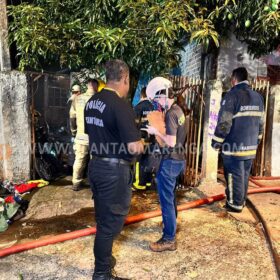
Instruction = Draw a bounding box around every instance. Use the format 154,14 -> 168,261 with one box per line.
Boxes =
92,271 -> 130,280
223,203 -> 242,213
110,255 -> 116,269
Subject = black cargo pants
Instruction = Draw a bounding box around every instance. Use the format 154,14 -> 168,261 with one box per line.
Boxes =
88,158 -> 132,276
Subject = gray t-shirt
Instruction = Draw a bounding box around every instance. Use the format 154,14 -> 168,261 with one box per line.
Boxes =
165,103 -> 188,160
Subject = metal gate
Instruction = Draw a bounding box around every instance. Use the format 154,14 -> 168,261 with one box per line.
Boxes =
170,76 -> 204,187
28,72 -> 71,178
251,79 -> 270,176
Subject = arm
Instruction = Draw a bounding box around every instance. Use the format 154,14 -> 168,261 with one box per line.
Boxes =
258,113 -> 264,145
257,95 -> 265,144
142,126 -> 176,147
211,93 -> 235,150
69,100 -> 77,136
142,110 -> 177,147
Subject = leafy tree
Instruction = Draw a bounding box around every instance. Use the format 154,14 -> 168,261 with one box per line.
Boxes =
7,0 -> 280,74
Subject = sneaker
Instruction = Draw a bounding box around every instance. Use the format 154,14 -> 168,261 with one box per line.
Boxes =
149,237 -> 177,252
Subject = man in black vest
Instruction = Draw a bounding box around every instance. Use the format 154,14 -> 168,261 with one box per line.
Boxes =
84,59 -> 143,280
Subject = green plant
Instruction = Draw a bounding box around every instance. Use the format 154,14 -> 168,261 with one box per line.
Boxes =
8,0 -> 280,74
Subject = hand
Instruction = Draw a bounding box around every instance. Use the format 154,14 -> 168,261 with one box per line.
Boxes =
141,125 -> 158,136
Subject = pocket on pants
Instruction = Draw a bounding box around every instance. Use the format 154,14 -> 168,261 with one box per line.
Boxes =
110,166 -> 132,216
170,161 -> 185,178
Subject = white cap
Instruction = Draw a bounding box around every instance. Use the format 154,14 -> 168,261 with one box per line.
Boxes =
72,84 -> 81,92
146,77 -> 172,99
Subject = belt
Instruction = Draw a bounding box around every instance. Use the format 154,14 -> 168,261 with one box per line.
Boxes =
90,155 -> 131,166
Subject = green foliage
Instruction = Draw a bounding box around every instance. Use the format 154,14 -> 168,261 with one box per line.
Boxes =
7,0 -> 280,74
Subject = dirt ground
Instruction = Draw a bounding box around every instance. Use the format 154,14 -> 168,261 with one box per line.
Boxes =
0,187 -> 278,280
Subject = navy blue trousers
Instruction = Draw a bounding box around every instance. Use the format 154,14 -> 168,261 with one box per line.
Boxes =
222,156 -> 253,211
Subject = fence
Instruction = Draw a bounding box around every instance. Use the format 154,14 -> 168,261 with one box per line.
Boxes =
251,79 -> 270,176
170,76 -> 204,187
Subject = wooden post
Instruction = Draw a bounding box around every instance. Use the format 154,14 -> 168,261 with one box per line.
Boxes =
260,81 -> 270,176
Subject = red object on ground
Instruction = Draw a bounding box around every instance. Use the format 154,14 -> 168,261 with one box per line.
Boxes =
4,183 -> 39,203
251,176 -> 280,181
0,186 -> 279,258
250,178 -> 280,193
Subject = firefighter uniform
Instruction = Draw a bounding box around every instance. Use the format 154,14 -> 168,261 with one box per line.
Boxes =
212,81 -> 264,212
133,99 -> 155,190
70,89 -> 94,189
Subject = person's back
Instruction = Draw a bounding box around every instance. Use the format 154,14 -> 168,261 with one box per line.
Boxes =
84,59 -> 143,280
85,88 -> 139,161
212,67 -> 264,213
215,82 -> 264,159
71,91 -> 93,145
134,87 -> 155,130
69,78 -> 98,191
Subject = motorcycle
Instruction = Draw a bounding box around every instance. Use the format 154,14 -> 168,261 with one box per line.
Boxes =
34,111 -> 64,181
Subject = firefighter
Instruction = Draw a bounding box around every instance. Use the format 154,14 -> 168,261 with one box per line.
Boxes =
70,79 -> 99,191
133,87 -> 159,190
212,67 -> 264,213
68,84 -> 81,103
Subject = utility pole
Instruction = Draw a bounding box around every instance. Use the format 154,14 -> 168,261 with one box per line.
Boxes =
0,0 -> 11,71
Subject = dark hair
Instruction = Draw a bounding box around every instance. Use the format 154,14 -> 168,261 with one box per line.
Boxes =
232,67 -> 248,82
105,59 -> 129,82
140,87 -> 147,98
87,78 -> 99,87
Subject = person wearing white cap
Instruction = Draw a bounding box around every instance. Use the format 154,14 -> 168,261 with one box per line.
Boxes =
142,77 -> 187,252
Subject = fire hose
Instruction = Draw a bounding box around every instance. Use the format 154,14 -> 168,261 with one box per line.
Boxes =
0,186 -> 279,258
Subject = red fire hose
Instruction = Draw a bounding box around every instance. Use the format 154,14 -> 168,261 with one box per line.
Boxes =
251,176 -> 280,180
0,186 -> 279,258
249,178 -> 280,193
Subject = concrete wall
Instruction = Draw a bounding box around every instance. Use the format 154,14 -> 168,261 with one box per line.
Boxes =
201,80 -> 223,181
271,85 -> 280,176
179,43 -> 202,78
217,33 -> 267,89
0,71 -> 31,180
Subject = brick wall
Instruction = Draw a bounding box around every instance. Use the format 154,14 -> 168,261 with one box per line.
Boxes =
179,43 -> 202,78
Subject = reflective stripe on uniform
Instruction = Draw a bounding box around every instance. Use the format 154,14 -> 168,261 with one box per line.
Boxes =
226,201 -> 243,210
133,162 -> 146,190
228,173 -> 233,204
233,111 -> 264,119
212,135 -> 225,143
222,150 -> 257,157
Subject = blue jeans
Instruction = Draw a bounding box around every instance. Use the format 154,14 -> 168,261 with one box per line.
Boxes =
156,158 -> 186,241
